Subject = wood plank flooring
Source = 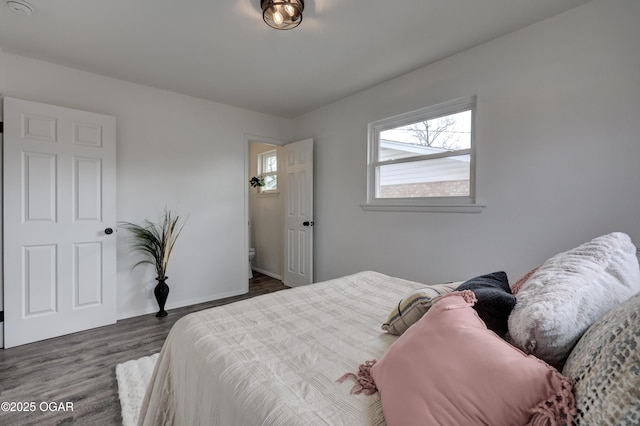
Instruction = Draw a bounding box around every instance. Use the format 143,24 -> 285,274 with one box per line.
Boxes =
0,273 -> 288,426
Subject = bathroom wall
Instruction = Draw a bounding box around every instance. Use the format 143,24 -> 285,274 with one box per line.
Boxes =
249,141 -> 284,279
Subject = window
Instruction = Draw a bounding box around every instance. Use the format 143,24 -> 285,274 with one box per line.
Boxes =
258,149 -> 278,192
365,96 -> 483,212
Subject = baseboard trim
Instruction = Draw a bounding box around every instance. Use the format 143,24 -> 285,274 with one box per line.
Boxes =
252,267 -> 282,281
116,288 -> 248,320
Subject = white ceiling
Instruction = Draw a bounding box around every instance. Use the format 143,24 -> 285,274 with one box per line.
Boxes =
0,0 -> 592,118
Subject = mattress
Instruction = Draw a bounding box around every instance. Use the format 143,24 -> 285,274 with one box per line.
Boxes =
138,271 -> 426,425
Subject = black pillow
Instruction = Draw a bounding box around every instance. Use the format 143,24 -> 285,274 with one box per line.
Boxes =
455,271 -> 515,338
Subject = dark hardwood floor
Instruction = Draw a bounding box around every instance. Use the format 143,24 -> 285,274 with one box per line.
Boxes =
0,273 -> 288,426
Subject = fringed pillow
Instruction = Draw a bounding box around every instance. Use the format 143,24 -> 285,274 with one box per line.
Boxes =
341,291 -> 576,426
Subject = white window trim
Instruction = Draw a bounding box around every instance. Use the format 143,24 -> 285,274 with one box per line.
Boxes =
258,149 -> 278,193
363,96 -> 485,213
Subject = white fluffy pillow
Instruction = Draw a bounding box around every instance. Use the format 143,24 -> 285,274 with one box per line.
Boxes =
508,232 -> 640,368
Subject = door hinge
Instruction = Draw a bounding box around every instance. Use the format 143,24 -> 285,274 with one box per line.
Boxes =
0,122 -> 3,133
0,311 -> 3,322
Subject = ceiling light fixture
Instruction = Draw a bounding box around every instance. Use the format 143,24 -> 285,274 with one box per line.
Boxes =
261,0 -> 304,30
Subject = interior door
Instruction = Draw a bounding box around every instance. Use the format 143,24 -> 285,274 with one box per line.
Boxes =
3,97 -> 117,348
283,138 -> 313,287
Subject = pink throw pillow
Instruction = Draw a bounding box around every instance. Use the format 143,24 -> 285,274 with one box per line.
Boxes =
370,291 -> 575,426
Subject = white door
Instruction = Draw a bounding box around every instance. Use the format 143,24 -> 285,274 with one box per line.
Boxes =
283,139 -> 313,287
3,97 -> 117,348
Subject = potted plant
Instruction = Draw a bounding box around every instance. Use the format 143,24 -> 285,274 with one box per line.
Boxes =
119,209 -> 185,317
250,175 -> 266,192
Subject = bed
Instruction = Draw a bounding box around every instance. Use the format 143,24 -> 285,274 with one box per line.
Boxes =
138,234 -> 640,426
138,271 -> 422,426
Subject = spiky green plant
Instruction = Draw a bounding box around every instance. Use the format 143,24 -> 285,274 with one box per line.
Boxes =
119,209 -> 185,279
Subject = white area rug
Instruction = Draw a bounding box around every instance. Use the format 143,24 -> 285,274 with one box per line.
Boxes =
116,353 -> 159,426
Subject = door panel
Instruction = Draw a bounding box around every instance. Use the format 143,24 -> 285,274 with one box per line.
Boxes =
74,157 -> 103,221
24,152 -> 58,221
283,138 -> 313,287
74,242 -> 103,307
24,244 -> 57,316
3,97 -> 117,348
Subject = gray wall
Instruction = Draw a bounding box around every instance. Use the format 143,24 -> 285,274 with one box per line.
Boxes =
0,52 -> 292,319
0,0 -> 638,323
294,0 -> 640,285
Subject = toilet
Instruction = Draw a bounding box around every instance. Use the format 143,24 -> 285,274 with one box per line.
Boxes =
248,248 -> 256,278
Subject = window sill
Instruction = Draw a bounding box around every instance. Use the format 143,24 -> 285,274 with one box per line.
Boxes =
361,202 -> 485,213
256,191 -> 280,198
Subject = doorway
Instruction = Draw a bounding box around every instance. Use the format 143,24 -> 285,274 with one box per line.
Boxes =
245,136 -> 314,288
247,138 -> 285,281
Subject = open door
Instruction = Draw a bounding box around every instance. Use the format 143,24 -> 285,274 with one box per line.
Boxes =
3,97 -> 117,348
283,139 -> 313,287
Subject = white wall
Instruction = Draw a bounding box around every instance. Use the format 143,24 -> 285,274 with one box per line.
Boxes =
294,0 -> 640,285
248,142 -> 284,279
1,0 -> 638,324
0,52 -> 292,319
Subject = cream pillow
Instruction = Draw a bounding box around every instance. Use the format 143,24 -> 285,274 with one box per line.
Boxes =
508,232 -> 640,368
382,282 -> 460,335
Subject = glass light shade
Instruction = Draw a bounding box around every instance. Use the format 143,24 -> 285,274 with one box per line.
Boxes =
261,0 -> 304,30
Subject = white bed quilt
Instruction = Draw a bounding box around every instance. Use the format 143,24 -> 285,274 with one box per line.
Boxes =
138,271 -> 426,426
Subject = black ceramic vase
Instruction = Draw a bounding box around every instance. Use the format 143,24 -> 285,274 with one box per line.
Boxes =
154,277 -> 170,317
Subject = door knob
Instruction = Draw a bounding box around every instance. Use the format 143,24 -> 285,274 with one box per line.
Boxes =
302,221 -> 315,227
105,227 -> 114,235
